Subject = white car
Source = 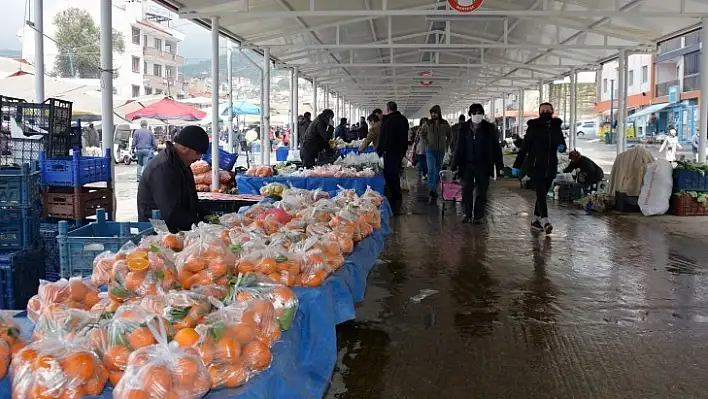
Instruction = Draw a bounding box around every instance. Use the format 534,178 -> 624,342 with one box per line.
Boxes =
576,121 -> 597,137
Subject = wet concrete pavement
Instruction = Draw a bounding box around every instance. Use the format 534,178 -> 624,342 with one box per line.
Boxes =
327,175 -> 708,398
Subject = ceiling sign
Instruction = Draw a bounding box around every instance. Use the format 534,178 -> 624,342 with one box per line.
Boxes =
448,0 -> 485,13
419,71 -> 433,86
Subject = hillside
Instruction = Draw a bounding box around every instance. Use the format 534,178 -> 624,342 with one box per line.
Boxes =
181,49 -> 288,82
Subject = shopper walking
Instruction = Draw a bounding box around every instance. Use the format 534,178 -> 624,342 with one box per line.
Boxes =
452,104 -> 504,224
421,105 -> 451,199
512,102 -> 567,234
377,101 -> 409,215
132,120 -> 157,181
659,128 -> 682,163
413,120 -> 428,180
450,114 -> 465,156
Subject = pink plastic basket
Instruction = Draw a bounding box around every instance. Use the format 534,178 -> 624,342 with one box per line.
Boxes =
439,171 -> 463,202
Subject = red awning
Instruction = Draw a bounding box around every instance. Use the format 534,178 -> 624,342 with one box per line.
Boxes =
125,97 -> 207,121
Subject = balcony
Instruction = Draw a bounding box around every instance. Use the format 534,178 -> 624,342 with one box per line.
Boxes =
684,75 -> 700,92
143,46 -> 185,66
143,74 -> 184,94
655,80 -> 680,97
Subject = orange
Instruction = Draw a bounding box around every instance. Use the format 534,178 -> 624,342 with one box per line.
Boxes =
207,364 -> 225,388
197,342 -> 214,366
109,370 -> 124,386
58,387 -> 85,399
243,341 -> 272,370
143,283 -> 158,296
236,291 -> 254,302
230,323 -> 255,343
183,257 -> 208,273
127,351 -> 151,369
0,359 -> 7,379
0,340 -> 9,359
257,258 -> 277,274
237,260 -> 256,273
173,356 -> 199,386
223,363 -> 248,388
84,376 -> 105,396
126,250 -> 148,260
272,286 -> 296,304
68,280 -> 89,302
172,313 -> 195,330
173,328 -> 199,347
123,272 -> 145,291
104,345 -> 130,370
162,234 -> 184,251
35,354 -> 55,370
84,290 -> 100,308
127,327 -> 156,349
144,364 -> 172,395
61,352 -> 96,380
189,271 -> 212,288
111,260 -> 129,280
208,260 -> 228,277
17,347 -> 37,363
162,391 -> 180,399
215,336 -> 241,362
127,258 -> 149,273
178,270 -> 194,289
120,389 -> 150,399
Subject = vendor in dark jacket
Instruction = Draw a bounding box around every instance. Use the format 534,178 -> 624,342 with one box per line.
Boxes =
300,109 -> 335,168
512,102 -> 567,234
137,125 -> 209,233
377,101 -> 409,215
452,103 -> 504,224
563,150 -> 604,188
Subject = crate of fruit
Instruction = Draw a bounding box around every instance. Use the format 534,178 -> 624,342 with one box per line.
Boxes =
0,247 -> 46,309
0,203 -> 40,250
0,162 -> 40,207
673,162 -> 708,192
58,208 -> 156,278
669,192 -> 708,216
40,149 -> 111,187
42,186 -> 113,219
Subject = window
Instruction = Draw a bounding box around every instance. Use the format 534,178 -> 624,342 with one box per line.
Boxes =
642,65 -> 648,83
684,51 -> 700,76
685,30 -> 700,47
603,78 -> 607,93
155,89 -> 162,95
143,35 -> 148,47
582,122 -> 595,128
131,56 -> 140,73
659,37 -> 682,53
628,70 -> 634,86
165,43 -> 174,54
131,85 -> 140,98
153,64 -> 162,77
165,66 -> 174,78
132,27 -> 140,45
144,61 -> 147,74
145,87 -> 153,95
154,38 -> 162,51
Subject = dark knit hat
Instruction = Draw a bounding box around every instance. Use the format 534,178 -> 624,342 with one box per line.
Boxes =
174,125 -> 209,154
429,105 -> 442,115
469,103 -> 485,115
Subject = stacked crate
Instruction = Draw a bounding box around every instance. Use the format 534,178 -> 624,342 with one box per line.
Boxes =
670,168 -> 708,216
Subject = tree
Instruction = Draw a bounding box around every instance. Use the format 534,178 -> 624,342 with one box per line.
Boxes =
53,8 -> 125,78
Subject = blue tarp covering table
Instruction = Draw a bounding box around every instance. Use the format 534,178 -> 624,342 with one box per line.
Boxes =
337,147 -> 375,157
0,202 -> 392,399
237,174 -> 385,197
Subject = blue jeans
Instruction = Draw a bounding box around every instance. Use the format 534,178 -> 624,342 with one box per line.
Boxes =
417,152 -> 427,177
426,149 -> 445,192
136,149 -> 154,179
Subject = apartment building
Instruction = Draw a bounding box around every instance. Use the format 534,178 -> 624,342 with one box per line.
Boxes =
20,0 -> 186,100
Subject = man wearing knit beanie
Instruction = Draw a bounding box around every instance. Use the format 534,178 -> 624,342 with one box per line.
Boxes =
137,125 -> 210,232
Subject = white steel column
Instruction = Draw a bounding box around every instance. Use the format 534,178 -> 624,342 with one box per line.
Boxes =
700,18 -> 708,162
210,17 -> 220,190
502,94 -> 507,139
518,89 -> 525,135
538,82 -> 544,104
488,98 -> 495,123
312,79 -> 318,116
100,0 -> 113,154
291,67 -> 299,149
227,44 -> 234,153
324,86 -> 329,109
334,93 -> 339,119
569,70 -> 577,150
34,0 -> 45,102
262,48 -> 271,165
617,49 -> 628,155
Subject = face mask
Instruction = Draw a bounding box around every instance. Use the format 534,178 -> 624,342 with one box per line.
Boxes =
540,112 -> 553,120
471,115 -> 484,124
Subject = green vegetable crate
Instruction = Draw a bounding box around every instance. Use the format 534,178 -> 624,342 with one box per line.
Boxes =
670,192 -> 708,216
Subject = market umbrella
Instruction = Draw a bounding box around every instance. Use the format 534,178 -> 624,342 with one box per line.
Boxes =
221,100 -> 261,117
125,97 -> 207,121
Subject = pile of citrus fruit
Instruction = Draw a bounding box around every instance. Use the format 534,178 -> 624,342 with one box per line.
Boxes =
1,186 -> 385,397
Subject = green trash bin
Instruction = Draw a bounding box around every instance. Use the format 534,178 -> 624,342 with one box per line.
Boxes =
604,132 -> 616,145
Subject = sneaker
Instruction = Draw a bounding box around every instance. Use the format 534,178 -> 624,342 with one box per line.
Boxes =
472,218 -> 484,225
430,190 -> 439,199
462,216 -> 472,223
531,221 -> 543,231
544,223 -> 553,235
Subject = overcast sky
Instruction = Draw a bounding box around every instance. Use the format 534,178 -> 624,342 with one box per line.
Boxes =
0,0 -> 212,62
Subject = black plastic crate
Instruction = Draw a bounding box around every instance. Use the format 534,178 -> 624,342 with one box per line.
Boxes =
556,182 -> 583,201
615,191 -> 640,213
0,247 -> 45,310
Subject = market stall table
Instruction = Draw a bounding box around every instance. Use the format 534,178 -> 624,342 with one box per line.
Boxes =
236,174 -> 385,197
198,192 -> 264,215
337,147 -> 375,157
0,202 -> 392,399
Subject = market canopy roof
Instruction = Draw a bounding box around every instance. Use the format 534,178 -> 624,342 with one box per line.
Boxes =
222,100 -> 261,116
159,0 -> 704,117
626,102 -> 670,121
125,97 -> 208,121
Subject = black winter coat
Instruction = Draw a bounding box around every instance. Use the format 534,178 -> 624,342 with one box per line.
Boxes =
513,117 -> 567,180
377,111 -> 409,156
452,120 -> 504,177
137,142 -> 204,233
563,155 -> 604,183
301,115 -> 333,156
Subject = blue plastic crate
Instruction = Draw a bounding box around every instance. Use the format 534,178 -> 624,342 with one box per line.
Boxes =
40,148 -> 111,187
202,145 -> 238,171
58,209 -> 155,278
0,248 -> 46,310
40,220 -> 85,282
673,169 -> 708,192
275,147 -> 289,162
0,162 -> 40,207
0,203 -> 40,250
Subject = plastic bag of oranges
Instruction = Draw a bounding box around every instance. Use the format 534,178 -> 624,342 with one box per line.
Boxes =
26,277 -> 101,323
32,306 -> 100,341
361,185 -> 384,206
113,321 -> 211,399
11,335 -> 109,398
100,304 -> 166,386
287,238 -> 334,287
228,273 -> 299,331
295,199 -> 339,224
187,301 -> 277,390
106,242 -> 179,303
139,291 -> 219,332
217,212 -> 251,228
0,315 -> 24,378
191,283 -> 230,301
235,247 -> 302,285
174,227 -> 236,292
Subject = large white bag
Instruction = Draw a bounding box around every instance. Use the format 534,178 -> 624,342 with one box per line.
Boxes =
638,159 -> 673,216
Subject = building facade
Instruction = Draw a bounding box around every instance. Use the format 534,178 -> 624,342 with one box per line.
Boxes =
20,0 -> 186,99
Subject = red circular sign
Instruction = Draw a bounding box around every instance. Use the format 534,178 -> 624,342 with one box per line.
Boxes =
419,71 -> 433,86
448,0 -> 484,12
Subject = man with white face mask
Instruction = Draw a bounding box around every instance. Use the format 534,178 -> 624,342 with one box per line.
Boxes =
451,103 -> 504,224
